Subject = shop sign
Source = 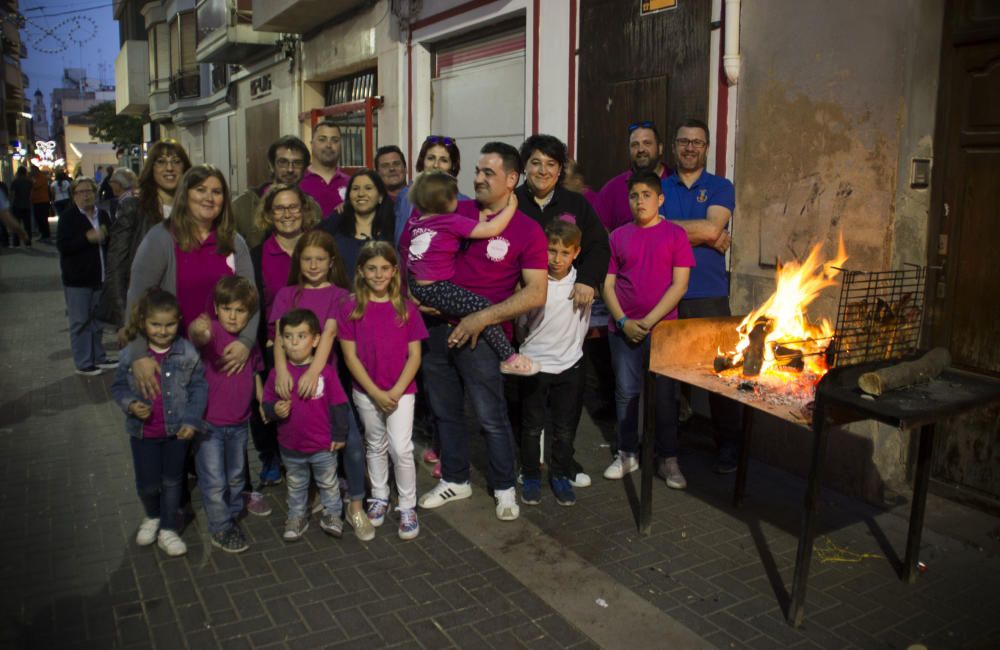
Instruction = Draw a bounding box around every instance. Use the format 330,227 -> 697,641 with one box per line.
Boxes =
251,73 -> 272,100
641,0 -> 677,15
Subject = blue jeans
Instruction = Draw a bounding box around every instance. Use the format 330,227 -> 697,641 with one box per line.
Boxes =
421,319 -> 517,490
281,445 -> 343,519
194,422 -> 248,533
608,331 -> 678,458
130,436 -> 191,531
64,285 -> 108,370
341,406 -> 366,502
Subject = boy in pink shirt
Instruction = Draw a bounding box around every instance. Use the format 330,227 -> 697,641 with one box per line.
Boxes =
188,277 -> 264,553
602,170 -> 695,488
262,309 -> 354,542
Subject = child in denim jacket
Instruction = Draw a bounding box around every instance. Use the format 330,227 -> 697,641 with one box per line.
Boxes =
111,288 -> 207,557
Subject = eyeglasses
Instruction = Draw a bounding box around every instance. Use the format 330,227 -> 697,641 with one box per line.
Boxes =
628,121 -> 656,133
425,136 -> 455,146
73,188 -> 95,195
154,157 -> 184,167
272,205 -> 302,216
275,158 -> 306,169
674,138 -> 708,149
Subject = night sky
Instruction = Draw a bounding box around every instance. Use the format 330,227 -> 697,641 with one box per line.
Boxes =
18,1 -> 119,113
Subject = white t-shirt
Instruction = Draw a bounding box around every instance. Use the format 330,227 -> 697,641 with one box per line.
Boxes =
516,267 -> 590,374
51,180 -> 71,202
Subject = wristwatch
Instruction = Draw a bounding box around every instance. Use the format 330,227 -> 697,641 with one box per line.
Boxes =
616,316 -> 627,330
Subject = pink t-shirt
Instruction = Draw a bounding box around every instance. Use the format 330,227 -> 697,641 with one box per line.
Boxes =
260,235 -> 293,319
199,320 -> 264,426
405,212 -> 478,282
267,284 -> 349,345
174,232 -> 235,329
337,298 -> 428,394
299,168 -> 350,218
263,364 -> 347,453
607,218 -> 695,332
141,348 -> 169,439
596,167 -> 673,232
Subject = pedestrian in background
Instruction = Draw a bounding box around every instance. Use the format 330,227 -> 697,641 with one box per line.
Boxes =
10,166 -> 34,247
30,166 -> 53,243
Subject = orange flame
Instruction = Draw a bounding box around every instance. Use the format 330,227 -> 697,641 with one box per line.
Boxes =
725,235 -> 848,378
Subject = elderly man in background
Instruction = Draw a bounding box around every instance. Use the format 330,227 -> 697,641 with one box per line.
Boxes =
108,167 -> 138,221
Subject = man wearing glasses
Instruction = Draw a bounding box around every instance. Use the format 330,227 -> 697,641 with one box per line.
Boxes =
374,145 -> 407,202
233,135 -> 313,248
660,118 -> 741,476
595,120 -> 672,231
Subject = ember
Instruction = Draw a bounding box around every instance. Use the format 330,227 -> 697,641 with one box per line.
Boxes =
715,236 -> 848,401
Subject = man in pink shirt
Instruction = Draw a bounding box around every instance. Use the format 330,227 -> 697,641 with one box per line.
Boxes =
595,120 -> 673,231
299,119 -> 351,219
400,143 -> 548,522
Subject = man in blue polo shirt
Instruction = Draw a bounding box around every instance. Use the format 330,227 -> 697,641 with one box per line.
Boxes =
660,118 -> 742,475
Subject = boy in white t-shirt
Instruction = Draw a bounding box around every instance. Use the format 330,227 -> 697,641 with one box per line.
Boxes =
516,220 -> 591,506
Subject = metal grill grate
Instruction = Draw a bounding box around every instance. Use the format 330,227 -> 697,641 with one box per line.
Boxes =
829,265 -> 926,368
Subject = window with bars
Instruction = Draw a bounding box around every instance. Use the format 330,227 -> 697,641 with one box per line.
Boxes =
322,69 -> 377,168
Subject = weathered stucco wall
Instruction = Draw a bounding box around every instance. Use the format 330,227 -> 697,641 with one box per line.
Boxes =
729,0 -> 945,502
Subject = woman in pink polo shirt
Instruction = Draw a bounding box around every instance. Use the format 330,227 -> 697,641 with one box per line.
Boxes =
125,165 -> 258,400
248,184 -> 321,486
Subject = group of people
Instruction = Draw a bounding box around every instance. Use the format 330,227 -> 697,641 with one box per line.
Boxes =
44,115 -> 740,557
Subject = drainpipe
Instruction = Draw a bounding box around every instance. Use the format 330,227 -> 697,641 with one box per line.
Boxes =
723,0 -> 741,85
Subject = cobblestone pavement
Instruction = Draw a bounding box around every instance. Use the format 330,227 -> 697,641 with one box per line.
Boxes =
2,243 -> 999,649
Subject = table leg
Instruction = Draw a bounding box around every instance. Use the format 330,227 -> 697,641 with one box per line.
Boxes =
788,397 -> 831,627
733,403 -> 754,507
639,370 -> 656,535
903,424 -> 935,583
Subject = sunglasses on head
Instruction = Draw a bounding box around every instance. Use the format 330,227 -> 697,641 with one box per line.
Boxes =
627,121 -> 656,133
425,135 -> 455,146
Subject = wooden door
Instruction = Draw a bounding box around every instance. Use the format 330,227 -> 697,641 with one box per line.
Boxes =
577,0 -> 710,188
927,0 -> 1000,498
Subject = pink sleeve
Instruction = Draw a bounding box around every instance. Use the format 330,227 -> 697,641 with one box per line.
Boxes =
672,227 -> 696,268
406,302 -> 429,341
607,231 -> 622,275
269,287 -> 292,326
337,300 -> 357,342
519,217 -> 549,270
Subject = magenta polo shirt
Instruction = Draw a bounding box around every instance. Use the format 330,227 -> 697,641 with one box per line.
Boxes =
299,168 -> 350,218
268,284 -> 349,348
405,212 -> 479,283
260,235 -> 293,319
337,298 -> 428,394
596,166 -> 673,232
141,348 -> 169,439
174,232 -> 235,329
264,364 -> 346,453
607,218 -> 695,332
199,320 -> 264,426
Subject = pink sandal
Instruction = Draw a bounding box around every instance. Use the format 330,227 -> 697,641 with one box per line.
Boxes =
500,353 -> 541,376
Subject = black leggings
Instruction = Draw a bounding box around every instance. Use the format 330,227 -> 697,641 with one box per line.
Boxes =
410,280 -> 515,360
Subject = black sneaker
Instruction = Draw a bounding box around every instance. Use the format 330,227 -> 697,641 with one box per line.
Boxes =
75,366 -> 102,376
96,359 -> 119,370
211,526 -> 249,553
714,447 -> 739,474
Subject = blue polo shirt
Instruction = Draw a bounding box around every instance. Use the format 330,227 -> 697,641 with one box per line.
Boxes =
660,170 -> 735,299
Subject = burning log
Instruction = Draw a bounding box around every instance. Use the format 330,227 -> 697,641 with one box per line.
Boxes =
774,344 -> 805,372
714,354 -> 743,372
857,348 -> 951,396
742,319 -> 773,377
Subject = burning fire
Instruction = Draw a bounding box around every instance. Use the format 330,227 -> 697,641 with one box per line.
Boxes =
718,236 -> 848,382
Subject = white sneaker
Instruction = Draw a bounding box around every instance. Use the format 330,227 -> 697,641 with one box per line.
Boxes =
570,472 -> 592,488
136,517 -> 159,546
156,529 -> 187,557
418,480 -> 472,509
494,487 -> 520,521
603,453 -> 639,480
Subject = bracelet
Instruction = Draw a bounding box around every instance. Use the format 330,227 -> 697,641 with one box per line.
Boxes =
616,316 -> 627,330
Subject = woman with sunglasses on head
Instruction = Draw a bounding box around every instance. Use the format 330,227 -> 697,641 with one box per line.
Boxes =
98,141 -> 192,343
392,136 -> 469,246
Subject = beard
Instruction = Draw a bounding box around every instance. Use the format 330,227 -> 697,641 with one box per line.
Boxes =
630,157 -> 659,174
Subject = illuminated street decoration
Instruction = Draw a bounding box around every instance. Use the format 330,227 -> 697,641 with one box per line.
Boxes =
30,140 -> 65,169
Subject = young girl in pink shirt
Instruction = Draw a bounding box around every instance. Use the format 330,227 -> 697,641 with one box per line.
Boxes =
405,171 -> 539,376
339,241 -> 428,540
267,230 -> 374,541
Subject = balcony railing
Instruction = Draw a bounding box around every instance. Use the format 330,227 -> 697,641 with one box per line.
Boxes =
169,70 -> 201,103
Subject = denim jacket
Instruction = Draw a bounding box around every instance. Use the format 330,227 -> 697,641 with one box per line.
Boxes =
111,337 -> 208,438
